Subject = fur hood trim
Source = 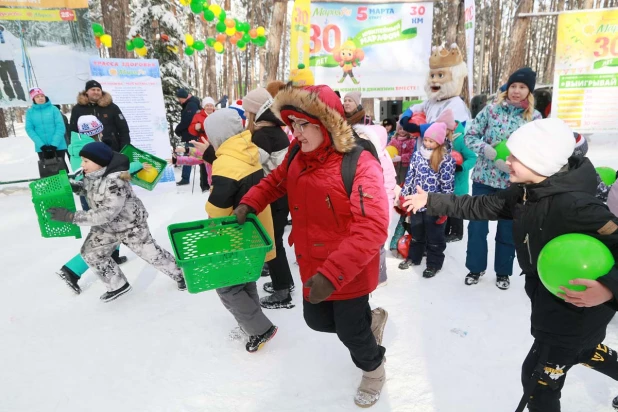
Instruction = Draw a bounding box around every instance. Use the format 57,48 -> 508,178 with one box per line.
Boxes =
77,91 -> 113,107
271,86 -> 356,154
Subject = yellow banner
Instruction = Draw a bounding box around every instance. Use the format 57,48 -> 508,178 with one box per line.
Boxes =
290,0 -> 311,70
0,0 -> 87,9
0,7 -> 75,21
552,9 -> 618,133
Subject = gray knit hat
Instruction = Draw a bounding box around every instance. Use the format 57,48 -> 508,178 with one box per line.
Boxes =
203,109 -> 244,149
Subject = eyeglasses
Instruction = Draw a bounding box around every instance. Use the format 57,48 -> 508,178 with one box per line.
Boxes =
291,121 -> 318,134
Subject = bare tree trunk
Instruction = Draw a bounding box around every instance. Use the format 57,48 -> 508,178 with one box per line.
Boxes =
101,0 -> 130,58
446,0 -> 460,44
205,23 -> 218,99
266,0 -> 288,83
503,0 -> 534,83
583,0 -> 595,7
0,109 -> 8,138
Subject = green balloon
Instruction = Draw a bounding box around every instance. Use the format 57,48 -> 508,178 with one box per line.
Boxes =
235,19 -> 242,31
185,46 -> 195,56
242,33 -> 250,43
219,10 -> 226,21
216,21 -> 226,33
132,37 -> 145,49
537,233 -> 614,297
193,41 -> 205,51
596,167 -> 617,186
125,40 -> 135,51
203,9 -> 215,21
190,2 -> 203,13
92,23 -> 104,36
237,40 -> 246,49
206,38 -> 216,47
494,140 -> 510,162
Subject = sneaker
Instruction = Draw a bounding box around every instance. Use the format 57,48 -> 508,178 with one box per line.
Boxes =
100,283 -> 132,302
177,278 -> 187,291
465,271 -> 485,285
229,326 -> 249,341
263,282 -> 295,294
370,308 -> 388,346
445,234 -> 463,243
260,289 -> 294,309
354,361 -> 386,408
56,266 -> 81,294
246,325 -> 278,353
496,275 -> 510,290
176,179 -> 190,186
398,259 -> 419,270
422,267 -> 440,278
261,264 -> 270,277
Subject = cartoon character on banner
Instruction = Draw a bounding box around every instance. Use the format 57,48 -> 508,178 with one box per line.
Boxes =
332,39 -> 364,85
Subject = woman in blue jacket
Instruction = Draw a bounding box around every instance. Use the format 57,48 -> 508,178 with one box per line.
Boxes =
25,87 -> 68,174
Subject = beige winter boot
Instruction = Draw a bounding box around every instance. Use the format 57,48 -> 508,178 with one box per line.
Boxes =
354,361 -> 386,408
370,307 -> 388,346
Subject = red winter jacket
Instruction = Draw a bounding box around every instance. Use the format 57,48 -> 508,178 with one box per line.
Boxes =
189,110 -> 208,140
240,86 -> 389,301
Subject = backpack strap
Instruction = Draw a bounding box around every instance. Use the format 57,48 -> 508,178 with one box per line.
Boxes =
286,143 -> 301,170
341,145 -> 364,198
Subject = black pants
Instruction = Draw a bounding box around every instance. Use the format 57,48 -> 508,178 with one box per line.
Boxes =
405,211 -> 446,269
303,295 -> 385,372
199,163 -> 209,191
445,217 -> 464,237
521,341 -> 618,412
0,60 -> 26,101
268,197 -> 294,290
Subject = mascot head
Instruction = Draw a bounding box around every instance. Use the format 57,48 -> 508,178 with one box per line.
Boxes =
426,43 -> 467,101
333,39 -> 365,66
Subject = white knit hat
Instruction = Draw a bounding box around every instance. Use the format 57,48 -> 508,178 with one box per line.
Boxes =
506,118 -> 575,177
202,97 -> 215,107
77,115 -> 104,137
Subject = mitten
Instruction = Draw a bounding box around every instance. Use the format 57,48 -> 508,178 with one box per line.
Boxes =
436,215 -> 448,225
233,204 -> 256,225
304,272 -> 336,304
392,155 -> 401,163
455,164 -> 463,172
495,159 -> 510,174
483,144 -> 497,161
48,207 -> 75,223
401,122 -> 421,134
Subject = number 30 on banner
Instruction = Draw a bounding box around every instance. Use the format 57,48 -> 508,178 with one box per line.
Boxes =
594,36 -> 618,58
310,24 -> 342,54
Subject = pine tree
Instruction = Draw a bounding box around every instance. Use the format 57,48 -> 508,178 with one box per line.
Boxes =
130,0 -> 188,145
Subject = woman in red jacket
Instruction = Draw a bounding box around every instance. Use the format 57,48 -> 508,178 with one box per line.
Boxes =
188,97 -> 216,192
234,85 -> 389,408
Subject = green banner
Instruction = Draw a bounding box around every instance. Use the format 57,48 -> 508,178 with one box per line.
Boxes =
558,73 -> 618,89
309,55 -> 340,68
594,58 -> 618,70
353,20 -> 417,48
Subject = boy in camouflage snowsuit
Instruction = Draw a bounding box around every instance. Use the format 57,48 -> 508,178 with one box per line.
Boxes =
48,142 -> 185,302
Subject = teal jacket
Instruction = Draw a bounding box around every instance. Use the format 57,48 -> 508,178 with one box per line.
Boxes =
25,99 -> 67,152
452,122 -> 477,196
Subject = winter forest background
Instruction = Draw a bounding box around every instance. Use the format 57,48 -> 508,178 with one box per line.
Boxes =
0,0 -> 616,141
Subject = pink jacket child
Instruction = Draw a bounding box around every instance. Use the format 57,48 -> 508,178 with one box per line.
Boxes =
388,127 -> 416,168
174,147 -> 205,166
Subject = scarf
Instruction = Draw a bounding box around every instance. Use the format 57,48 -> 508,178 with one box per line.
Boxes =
505,99 -> 529,110
346,108 -> 367,126
298,128 -> 335,163
419,144 -> 433,160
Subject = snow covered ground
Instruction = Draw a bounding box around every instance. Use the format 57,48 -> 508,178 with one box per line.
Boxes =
2,128 -> 618,412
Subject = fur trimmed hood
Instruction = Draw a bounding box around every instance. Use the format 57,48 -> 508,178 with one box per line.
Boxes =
77,91 -> 113,108
271,85 -> 356,154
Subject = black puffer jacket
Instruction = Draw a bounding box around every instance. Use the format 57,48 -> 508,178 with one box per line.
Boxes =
427,156 -> 618,349
69,92 -> 130,151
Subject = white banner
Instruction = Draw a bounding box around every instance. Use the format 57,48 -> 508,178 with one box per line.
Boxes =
90,58 -> 174,184
464,0 -> 475,97
309,2 -> 434,98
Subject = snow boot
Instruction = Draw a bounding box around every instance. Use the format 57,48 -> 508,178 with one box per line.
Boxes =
465,271 -> 484,285
263,282 -> 295,294
246,325 -> 278,353
100,283 -> 132,302
370,308 -> 388,346
177,278 -> 187,291
496,275 -> 510,290
398,259 -> 419,270
229,326 -> 249,341
612,395 -> 618,410
56,266 -> 81,294
354,361 -> 386,408
176,179 -> 190,186
445,234 -> 463,243
260,289 -> 295,309
422,267 -> 440,278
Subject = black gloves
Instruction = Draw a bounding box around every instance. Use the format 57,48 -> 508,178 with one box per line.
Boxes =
48,207 -> 75,223
304,273 -> 336,304
399,117 -> 420,134
455,165 -> 463,172
233,204 -> 256,225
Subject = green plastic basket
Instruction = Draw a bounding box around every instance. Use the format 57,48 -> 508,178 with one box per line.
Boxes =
168,215 -> 273,294
29,170 -> 81,239
120,144 -> 166,191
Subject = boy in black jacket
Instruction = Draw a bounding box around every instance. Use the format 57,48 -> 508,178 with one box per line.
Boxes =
403,118 -> 618,411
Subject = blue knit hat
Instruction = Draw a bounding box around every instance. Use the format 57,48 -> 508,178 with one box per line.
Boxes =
79,142 -> 113,167
507,67 -> 536,92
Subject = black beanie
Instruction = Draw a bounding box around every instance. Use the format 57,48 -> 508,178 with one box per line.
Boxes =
176,88 -> 189,98
79,142 -> 113,167
507,67 -> 536,92
85,80 -> 102,92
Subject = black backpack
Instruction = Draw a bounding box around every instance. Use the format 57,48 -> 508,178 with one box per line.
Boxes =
286,132 -> 380,198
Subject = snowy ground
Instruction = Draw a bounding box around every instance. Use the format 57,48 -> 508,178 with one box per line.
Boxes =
2,128 -> 618,412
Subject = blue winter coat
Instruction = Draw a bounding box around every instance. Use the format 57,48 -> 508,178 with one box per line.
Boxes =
401,149 -> 455,212
25,99 -> 67,152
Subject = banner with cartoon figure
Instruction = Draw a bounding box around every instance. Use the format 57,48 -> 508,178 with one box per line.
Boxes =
90,58 -> 174,185
552,9 -> 618,133
310,2 -> 434,98
0,0 -> 97,107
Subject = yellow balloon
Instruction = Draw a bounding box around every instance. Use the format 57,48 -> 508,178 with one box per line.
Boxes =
256,26 -> 265,37
185,34 -> 194,47
209,4 -> 221,16
386,146 -> 399,159
225,27 -> 236,37
214,41 -> 224,53
167,45 -> 179,53
179,0 -> 190,5
135,47 -> 148,57
100,34 -> 112,48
